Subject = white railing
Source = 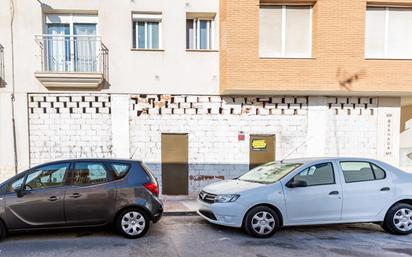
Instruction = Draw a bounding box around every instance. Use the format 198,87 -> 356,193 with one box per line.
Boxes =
35,35 -> 108,79
0,44 -> 4,81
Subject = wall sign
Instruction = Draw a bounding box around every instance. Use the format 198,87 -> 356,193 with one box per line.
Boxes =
384,113 -> 393,157
251,139 -> 267,151
238,131 -> 245,141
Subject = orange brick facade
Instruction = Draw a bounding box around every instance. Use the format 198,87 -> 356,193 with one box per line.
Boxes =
220,0 -> 412,96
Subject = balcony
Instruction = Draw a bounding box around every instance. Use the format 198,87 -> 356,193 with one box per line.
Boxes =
0,44 -> 4,86
35,35 -> 108,89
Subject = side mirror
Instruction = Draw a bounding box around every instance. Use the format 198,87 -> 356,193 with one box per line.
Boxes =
287,180 -> 308,188
14,185 -> 25,198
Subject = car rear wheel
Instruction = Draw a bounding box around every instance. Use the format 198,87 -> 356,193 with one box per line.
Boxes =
116,209 -> 150,239
243,206 -> 280,238
383,203 -> 412,235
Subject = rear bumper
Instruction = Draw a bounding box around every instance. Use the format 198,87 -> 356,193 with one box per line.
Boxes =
151,197 -> 163,223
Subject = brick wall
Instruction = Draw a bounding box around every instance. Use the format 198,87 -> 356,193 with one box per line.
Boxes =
28,94 -> 113,166
129,95 -> 308,192
27,93 -> 387,193
220,0 -> 412,95
325,97 -> 378,157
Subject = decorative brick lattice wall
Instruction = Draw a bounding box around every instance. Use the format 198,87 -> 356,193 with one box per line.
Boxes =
129,95 -> 309,192
130,95 -> 308,116
28,94 -> 113,165
326,97 -> 378,157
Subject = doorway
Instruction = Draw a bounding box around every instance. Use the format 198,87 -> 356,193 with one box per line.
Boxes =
249,135 -> 276,170
161,133 -> 189,195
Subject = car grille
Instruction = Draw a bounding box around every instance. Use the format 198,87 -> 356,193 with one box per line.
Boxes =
199,210 -> 217,220
199,190 -> 216,204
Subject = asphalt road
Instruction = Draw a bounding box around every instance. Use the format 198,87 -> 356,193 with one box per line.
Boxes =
0,216 -> 411,257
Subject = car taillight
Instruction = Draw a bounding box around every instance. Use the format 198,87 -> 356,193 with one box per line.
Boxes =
144,182 -> 159,196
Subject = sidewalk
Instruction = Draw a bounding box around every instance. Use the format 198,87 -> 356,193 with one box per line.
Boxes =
161,194 -> 198,216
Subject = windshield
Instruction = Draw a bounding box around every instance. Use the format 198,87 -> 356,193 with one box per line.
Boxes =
238,162 -> 302,184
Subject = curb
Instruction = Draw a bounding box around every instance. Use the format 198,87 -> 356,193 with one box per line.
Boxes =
163,211 -> 198,216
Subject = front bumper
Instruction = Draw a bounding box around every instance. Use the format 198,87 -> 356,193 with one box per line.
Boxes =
197,199 -> 244,228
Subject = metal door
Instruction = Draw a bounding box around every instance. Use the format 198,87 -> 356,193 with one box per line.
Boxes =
249,135 -> 275,170
161,134 -> 189,195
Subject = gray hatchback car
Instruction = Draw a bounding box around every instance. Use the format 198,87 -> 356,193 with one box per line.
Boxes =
0,159 -> 163,239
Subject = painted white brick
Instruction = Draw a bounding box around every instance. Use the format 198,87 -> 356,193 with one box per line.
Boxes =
186,96 -> 198,103
46,96 -> 57,102
33,96 -> 45,102
40,102 -> 51,108
79,102 -> 90,108
179,102 -> 191,108
71,96 -> 82,102
198,96 -> 210,102
173,108 -> 185,114
284,97 -> 295,104
85,108 -> 96,114
84,96 -> 96,102
173,96 -> 186,103
185,108 -> 197,115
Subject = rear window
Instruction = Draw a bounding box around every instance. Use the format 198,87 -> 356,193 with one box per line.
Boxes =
141,163 -> 157,183
110,163 -> 131,179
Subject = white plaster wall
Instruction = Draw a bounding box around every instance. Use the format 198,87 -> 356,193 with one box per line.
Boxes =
111,94 -> 130,158
1,0 -> 219,94
377,97 -> 401,166
0,94 -> 16,181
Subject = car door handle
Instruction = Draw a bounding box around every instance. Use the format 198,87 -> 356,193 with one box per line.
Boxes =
380,187 -> 390,192
48,196 -> 58,202
329,191 -> 339,195
69,193 -> 81,198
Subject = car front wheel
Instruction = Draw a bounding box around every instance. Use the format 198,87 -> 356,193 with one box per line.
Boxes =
116,209 -> 150,239
383,203 -> 412,235
243,206 -> 280,238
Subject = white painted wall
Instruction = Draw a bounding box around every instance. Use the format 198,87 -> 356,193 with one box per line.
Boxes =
26,94 -> 401,192
0,0 -> 219,94
0,0 -> 219,178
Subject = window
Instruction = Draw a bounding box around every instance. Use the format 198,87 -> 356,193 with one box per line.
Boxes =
238,162 -> 302,184
73,162 -> 109,186
186,17 -> 214,50
365,7 -> 412,58
44,14 -> 98,72
7,176 -> 24,193
260,5 -> 312,58
132,13 -> 161,49
292,163 -> 335,186
340,162 -> 386,183
110,163 -> 131,179
24,163 -> 69,190
372,164 -> 386,180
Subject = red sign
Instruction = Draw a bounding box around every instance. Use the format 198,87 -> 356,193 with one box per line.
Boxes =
238,131 -> 245,141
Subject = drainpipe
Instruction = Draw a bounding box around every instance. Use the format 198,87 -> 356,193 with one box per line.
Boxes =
10,0 -> 18,174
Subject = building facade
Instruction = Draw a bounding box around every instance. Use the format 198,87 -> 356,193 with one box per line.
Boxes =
0,0 -> 412,194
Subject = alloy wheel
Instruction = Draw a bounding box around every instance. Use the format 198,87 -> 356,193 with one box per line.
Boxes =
121,211 -> 146,236
393,208 -> 412,232
251,211 -> 276,235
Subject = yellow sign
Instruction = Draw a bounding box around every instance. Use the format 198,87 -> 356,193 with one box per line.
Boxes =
252,139 -> 267,150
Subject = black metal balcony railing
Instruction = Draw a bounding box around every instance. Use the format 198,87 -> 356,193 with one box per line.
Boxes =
0,44 -> 4,81
35,35 -> 108,79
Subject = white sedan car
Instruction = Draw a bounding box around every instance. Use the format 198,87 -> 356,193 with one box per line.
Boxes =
197,157 -> 412,238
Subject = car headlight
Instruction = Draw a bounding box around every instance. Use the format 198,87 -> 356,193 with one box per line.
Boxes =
214,194 -> 240,203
